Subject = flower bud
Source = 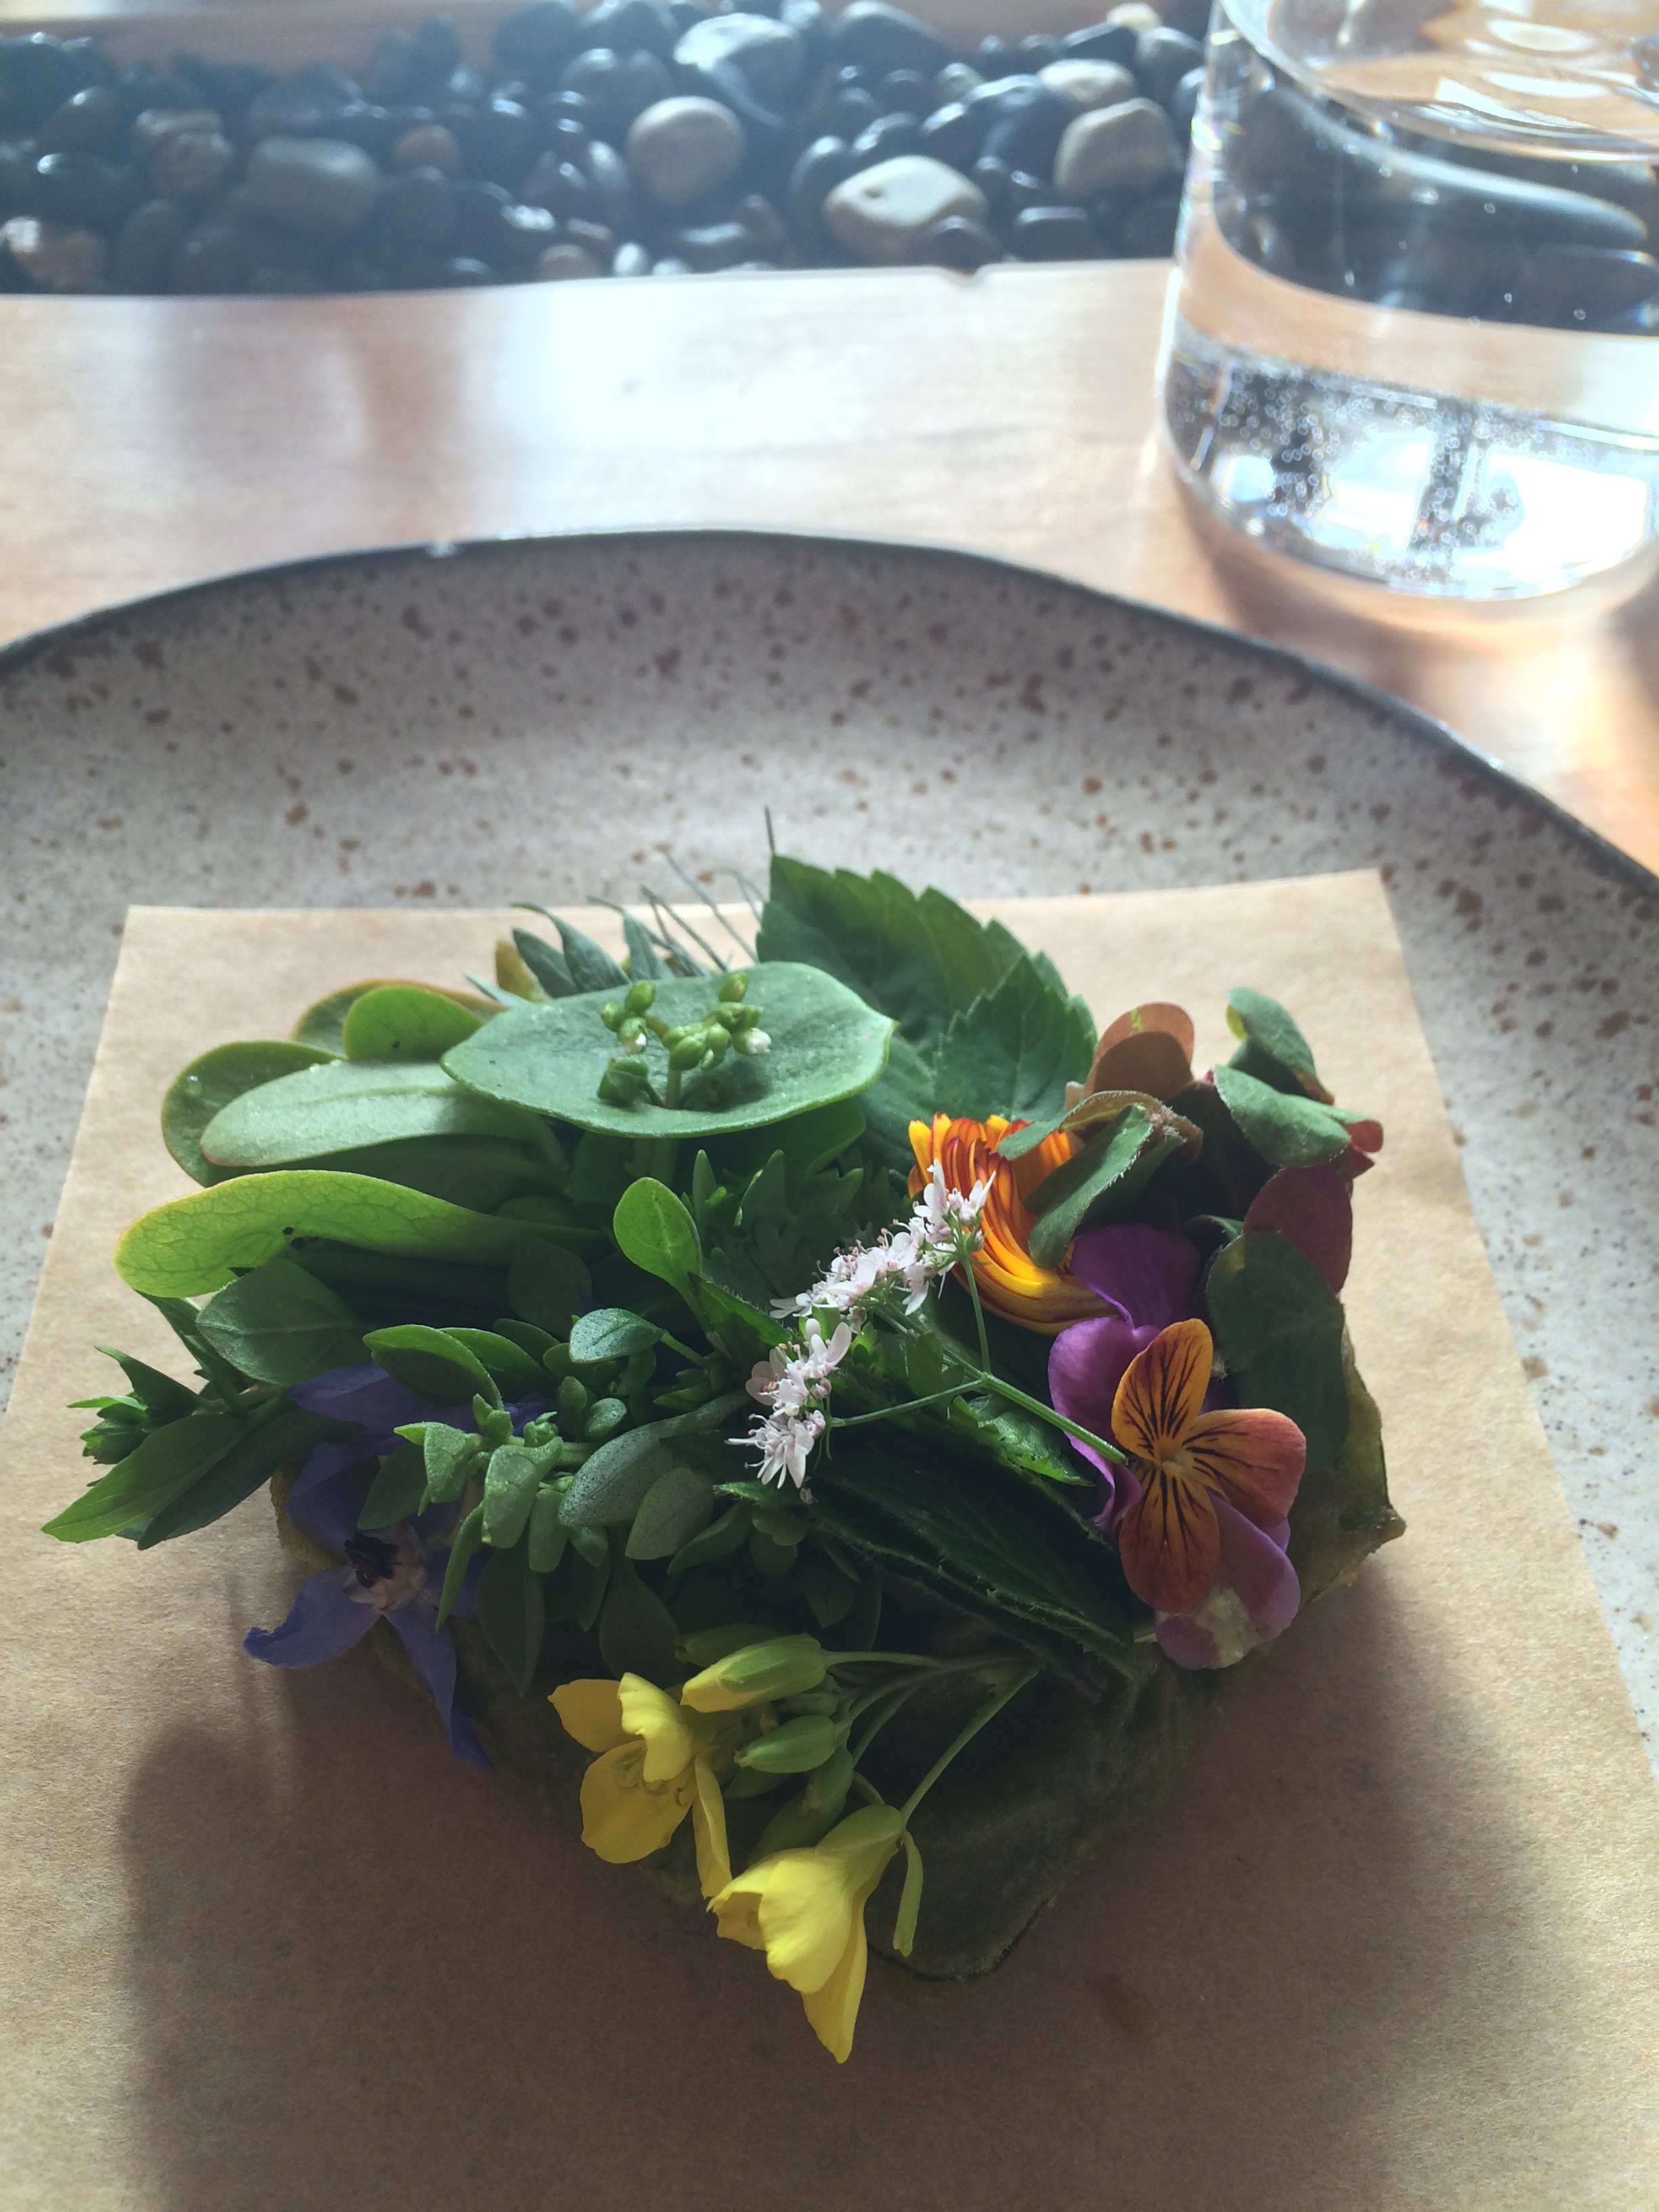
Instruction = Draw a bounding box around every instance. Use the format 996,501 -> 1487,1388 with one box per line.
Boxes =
718,972 -> 748,1002
623,980 -> 655,1015
734,1027 -> 771,1056
680,1633 -> 826,1711
600,1001 -> 624,1031
668,1031 -> 711,1071
735,1714 -> 840,1772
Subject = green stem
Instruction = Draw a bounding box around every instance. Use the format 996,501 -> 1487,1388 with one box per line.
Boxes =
828,1386 -> 963,1431
848,1678 -> 926,1761
664,1065 -> 682,1110
975,1372 -> 1126,1466
899,1662 -> 1040,1824
963,1263 -> 991,1371
822,1648 -> 985,1670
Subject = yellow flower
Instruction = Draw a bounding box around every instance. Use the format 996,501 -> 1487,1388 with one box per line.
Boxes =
710,1803 -> 905,2063
550,1674 -> 733,1900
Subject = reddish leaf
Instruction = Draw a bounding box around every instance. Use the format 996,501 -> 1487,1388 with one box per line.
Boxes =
1242,1164 -> 1352,1292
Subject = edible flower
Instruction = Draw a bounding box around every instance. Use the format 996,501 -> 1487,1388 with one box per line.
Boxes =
550,1674 -> 735,1898
244,1438 -> 489,1768
907,1112 -> 1108,1334
710,1803 -> 905,2062
1110,1318 -> 1305,1666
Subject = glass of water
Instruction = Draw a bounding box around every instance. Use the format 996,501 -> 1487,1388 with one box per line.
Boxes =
1159,0 -> 1659,597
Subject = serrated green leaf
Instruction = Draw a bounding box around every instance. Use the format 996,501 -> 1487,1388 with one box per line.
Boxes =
626,1463 -> 715,1559
1211,1065 -> 1350,1170
1025,1107 -> 1187,1270
163,1040 -> 337,1185
196,1258 -> 365,1385
930,954 -> 1095,1124
341,984 -> 483,1062
1205,1230 -> 1350,1471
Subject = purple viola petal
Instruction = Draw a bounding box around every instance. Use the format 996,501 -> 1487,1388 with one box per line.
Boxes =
244,1565 -> 378,1666
390,1607 -> 491,1769
1154,1498 -> 1300,1671
289,1362 -> 426,1432
1048,1313 -> 1159,1486
1067,1224 -> 1201,1330
286,1439 -> 371,1552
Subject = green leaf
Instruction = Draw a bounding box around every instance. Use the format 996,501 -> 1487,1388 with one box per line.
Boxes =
666,1498 -> 750,1576
622,913 -> 667,981
364,1324 -> 499,1408
947,1394 -> 1092,1488
550,916 -> 628,993
340,983 -> 483,1062
199,1059 -> 536,1168
1025,1105 -> 1153,1270
292,980 -> 487,1055
483,1437 -> 562,1548
856,1031 -> 940,1179
1210,1065 -> 1350,1170
436,1503 -> 486,1626
138,1405 -> 348,1547
527,1484 -> 570,1572
163,1040 -> 336,1185
569,1307 -> 661,1364
195,1258 -> 365,1385
476,1542 -> 546,1696
115,1171 -> 555,1298
43,1412 -> 247,1542
421,1422 -> 478,1504
443,964 -> 893,1141
598,1548 -> 680,1680
510,928 -> 576,998
626,1464 -> 715,1559
613,1179 -> 702,1305
95,1349 -> 197,1422
811,1430 -> 1137,1672
444,1328 -> 546,1391
506,1239 -> 591,1334
274,1136 -> 553,1213
1205,1231 -> 1350,1471
930,954 -> 1094,1124
708,1094 -> 867,1186
359,1441 -> 428,1528
1286,1341 -> 1404,1599
1225,988 -> 1333,1103
757,859 -> 1023,1052
560,1392 -> 746,1526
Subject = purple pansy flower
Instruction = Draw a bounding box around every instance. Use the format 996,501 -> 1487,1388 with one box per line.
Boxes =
1048,1223 -> 1300,1671
243,1364 -> 544,1768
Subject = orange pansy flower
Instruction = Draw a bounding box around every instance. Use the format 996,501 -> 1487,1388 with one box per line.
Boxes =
1111,1318 -> 1306,1614
907,1112 -> 1109,1335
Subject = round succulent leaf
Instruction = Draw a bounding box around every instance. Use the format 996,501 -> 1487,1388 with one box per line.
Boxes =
441,963 -> 895,1137
293,978 -> 492,1055
340,983 -> 484,1061
569,1307 -> 662,1363
200,1059 -> 540,1168
163,1040 -> 336,1185
626,1462 -> 716,1559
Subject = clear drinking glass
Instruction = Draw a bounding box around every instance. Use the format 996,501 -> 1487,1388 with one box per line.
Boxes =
1159,0 -> 1659,597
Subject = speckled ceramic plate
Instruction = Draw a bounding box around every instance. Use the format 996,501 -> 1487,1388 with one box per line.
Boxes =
2,530 -> 1654,1750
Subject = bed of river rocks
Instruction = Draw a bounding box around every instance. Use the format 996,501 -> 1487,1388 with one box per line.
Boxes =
0,1 -> 1205,295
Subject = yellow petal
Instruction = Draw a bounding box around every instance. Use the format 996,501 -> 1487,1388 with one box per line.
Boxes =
578,1742 -> 691,1863
800,1909 -> 869,2064
709,1881 -> 767,1952
1112,1317 -> 1213,1464
690,1757 -> 732,1900
617,1673 -> 701,1783
749,1808 -> 902,1994
550,1678 -> 628,1753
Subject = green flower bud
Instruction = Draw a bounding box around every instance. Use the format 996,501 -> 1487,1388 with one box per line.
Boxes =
668,1031 -> 710,1071
802,1744 -> 856,1817
680,1633 -> 827,1712
735,1714 -> 840,1773
624,980 -> 656,1015
718,972 -> 748,1002
600,1000 -> 624,1031
676,1622 -> 776,1668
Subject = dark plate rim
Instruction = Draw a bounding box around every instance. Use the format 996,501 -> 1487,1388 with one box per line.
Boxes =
3,523 -> 1654,901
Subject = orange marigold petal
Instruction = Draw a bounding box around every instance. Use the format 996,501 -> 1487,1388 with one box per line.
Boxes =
1118,1469 -> 1219,1613
1111,1318 -> 1214,1464
1185,1407 -> 1306,1522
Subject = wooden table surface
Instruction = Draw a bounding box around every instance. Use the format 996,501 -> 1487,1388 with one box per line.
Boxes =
3,258 -> 1656,871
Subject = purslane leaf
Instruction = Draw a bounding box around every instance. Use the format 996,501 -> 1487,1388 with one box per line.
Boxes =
163,1040 -> 336,1185
199,1059 -> 537,1168
340,984 -> 483,1062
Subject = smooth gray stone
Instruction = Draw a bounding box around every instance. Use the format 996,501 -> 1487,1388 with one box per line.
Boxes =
1230,87 -> 1649,253
1039,58 -> 1137,112
245,136 -> 382,238
830,1 -> 952,81
624,95 -> 745,207
110,197 -> 190,291
1052,97 -> 1178,202
0,211 -> 104,290
673,14 -> 807,107
822,152 -> 986,262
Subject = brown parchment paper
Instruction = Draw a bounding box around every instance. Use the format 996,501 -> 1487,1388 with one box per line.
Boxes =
2,876 -> 1654,2212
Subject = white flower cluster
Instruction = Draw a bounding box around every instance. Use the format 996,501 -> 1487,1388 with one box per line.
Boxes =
738,1164 -> 990,1490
